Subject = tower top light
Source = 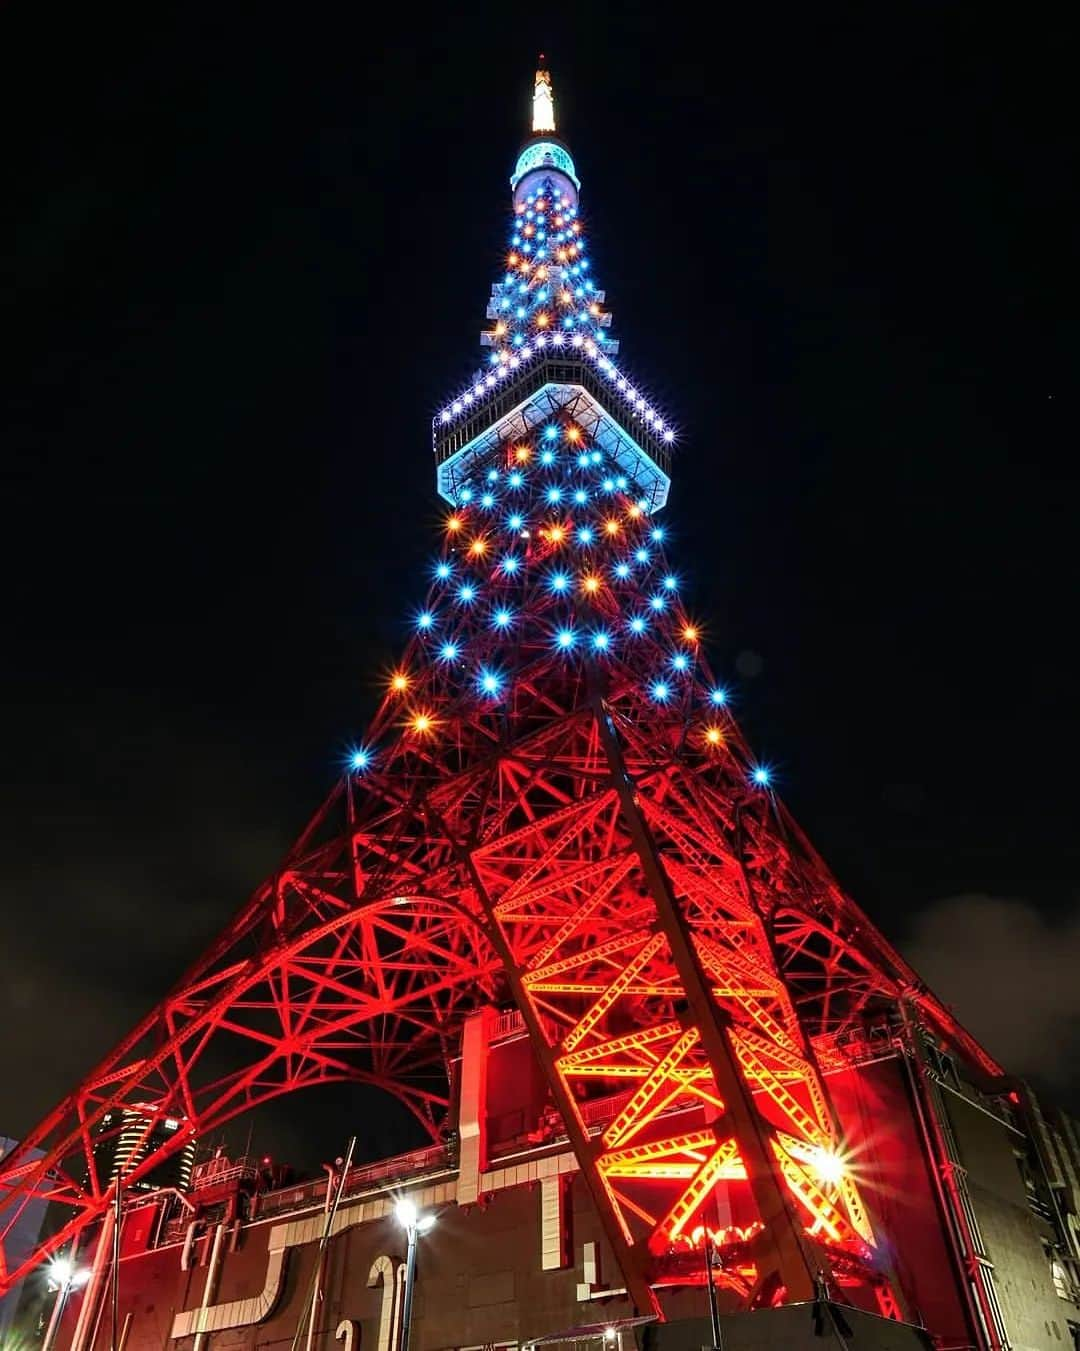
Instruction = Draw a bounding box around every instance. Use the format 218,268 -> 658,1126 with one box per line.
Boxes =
532,60 -> 556,133
511,60 -> 579,207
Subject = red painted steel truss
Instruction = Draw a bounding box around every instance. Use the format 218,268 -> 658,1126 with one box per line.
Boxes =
0,440 -> 998,1314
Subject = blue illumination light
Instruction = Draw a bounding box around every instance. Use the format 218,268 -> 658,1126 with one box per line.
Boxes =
591,451 -> 602,464
650,595 -> 667,611
751,766 -> 772,788
663,575 -> 678,591
481,493 -> 495,509
544,426 -> 559,441
614,562 -> 631,579
578,453 -> 590,469
592,630 -> 611,652
709,687 -> 729,706
507,513 -> 524,531
492,608 -> 513,630
634,548 -> 649,565
628,615 -> 647,635
349,747 -> 371,771
602,478 -> 615,492
501,555 -> 519,574
508,472 -> 524,488
435,561 -> 452,581
651,527 -> 665,542
478,668 -> 503,696
460,487 -> 473,503
540,448 -> 555,466
574,488 -> 588,504
672,653 -> 689,672
616,476 -> 628,490
458,584 -> 477,604
578,527 -> 594,545
546,486 -> 563,504
548,571 -> 570,594
417,612 -> 434,631
651,681 -> 670,702
487,469 -> 499,483
555,627 -> 577,651
440,642 -> 459,662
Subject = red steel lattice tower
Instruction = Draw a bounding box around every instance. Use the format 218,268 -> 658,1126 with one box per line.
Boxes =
0,65 -> 1004,1326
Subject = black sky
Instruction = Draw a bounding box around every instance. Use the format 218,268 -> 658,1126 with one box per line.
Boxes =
1,5 -> 1077,1165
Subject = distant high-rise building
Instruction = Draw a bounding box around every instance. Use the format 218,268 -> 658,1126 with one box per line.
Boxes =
92,1108 -> 195,1194
0,1136 -> 46,1344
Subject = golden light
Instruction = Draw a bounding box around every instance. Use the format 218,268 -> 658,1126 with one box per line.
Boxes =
566,426 -> 581,443
515,445 -> 531,462
554,214 -> 564,226
523,224 -> 535,237
536,312 -> 550,327
568,245 -> 578,258
411,712 -> 434,736
589,303 -> 600,316
628,504 -> 642,519
704,726 -> 724,746
390,672 -> 410,693
582,574 -> 601,594
604,519 -> 620,536
508,252 -> 519,266
560,289 -> 572,304
572,221 -> 581,233
557,248 -> 568,262
494,321 -> 507,336
469,537 -> 488,557
446,515 -> 463,533
536,265 -> 548,279
547,525 -> 566,544
682,625 -> 699,643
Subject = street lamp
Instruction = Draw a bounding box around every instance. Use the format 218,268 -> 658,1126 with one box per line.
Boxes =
43,1256 -> 90,1351
394,1198 -> 435,1351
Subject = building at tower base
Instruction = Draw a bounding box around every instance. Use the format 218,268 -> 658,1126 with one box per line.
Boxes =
34,1010 -> 1080,1351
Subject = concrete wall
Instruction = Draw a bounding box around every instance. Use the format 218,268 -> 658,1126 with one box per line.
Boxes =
947,1088 -> 1078,1351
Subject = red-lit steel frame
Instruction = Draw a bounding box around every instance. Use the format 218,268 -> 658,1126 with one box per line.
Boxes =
0,414 -> 1002,1323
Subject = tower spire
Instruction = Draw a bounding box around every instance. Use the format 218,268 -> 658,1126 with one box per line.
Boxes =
532,57 -> 556,134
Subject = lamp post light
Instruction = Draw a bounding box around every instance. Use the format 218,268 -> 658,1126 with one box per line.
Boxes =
394,1198 -> 435,1351
42,1256 -> 90,1351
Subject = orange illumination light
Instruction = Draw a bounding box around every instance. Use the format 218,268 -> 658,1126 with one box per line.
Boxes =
566,427 -> 581,443
411,712 -> 434,735
508,252 -> 519,266
536,313 -> 550,327
582,574 -> 601,594
494,321 -> 507,336
446,516 -> 463,533
682,625 -> 699,643
391,672 -> 410,693
469,537 -> 488,557
628,505 -> 643,519
604,519 -> 620,535
515,445 -> 531,462
523,224 -> 535,237
704,726 -> 723,746
537,266 -> 548,279
560,289 -> 572,304
547,525 -> 566,544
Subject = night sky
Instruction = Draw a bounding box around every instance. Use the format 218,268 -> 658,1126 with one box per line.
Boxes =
2,7 -> 1076,1169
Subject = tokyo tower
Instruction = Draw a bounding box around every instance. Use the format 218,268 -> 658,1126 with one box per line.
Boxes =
0,63 -> 1009,1335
